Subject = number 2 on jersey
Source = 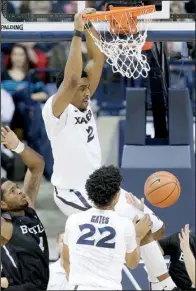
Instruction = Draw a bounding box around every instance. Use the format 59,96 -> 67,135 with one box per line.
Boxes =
76,223 -> 116,249
86,126 -> 94,143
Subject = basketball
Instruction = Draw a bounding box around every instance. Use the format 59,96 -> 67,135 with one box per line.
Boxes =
144,171 -> 181,208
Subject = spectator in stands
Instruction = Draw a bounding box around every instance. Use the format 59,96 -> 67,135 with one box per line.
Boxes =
85,1 -> 105,10
1,44 -> 50,162
1,44 -> 47,135
47,232 -> 72,290
20,0 -> 52,22
19,42 -> 48,81
6,0 -> 16,14
1,44 -> 47,101
8,0 -> 21,13
48,42 -> 88,81
52,1 -> 77,14
29,0 -> 52,15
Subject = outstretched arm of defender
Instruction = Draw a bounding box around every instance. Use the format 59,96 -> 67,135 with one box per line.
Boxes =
1,126 -> 45,208
84,8 -> 105,96
52,13 -> 84,118
179,224 -> 195,286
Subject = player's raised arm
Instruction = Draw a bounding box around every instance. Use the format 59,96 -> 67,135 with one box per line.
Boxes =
83,8 -> 105,97
1,126 -> 44,208
52,13 -> 84,118
179,224 -> 195,287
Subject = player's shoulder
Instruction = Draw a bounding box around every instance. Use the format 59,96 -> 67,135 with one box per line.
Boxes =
43,94 -> 76,113
160,232 -> 180,248
43,95 -> 92,114
42,94 -> 54,108
115,213 -> 132,225
66,209 -> 92,225
170,232 -> 181,245
108,212 -> 134,231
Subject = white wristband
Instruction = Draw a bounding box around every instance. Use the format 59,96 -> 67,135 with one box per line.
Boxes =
12,141 -> 25,154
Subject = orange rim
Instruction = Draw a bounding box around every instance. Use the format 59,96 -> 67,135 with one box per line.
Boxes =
82,5 -> 155,34
82,5 -> 155,21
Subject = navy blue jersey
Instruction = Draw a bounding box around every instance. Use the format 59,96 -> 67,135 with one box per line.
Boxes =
159,232 -> 196,290
1,207 -> 49,290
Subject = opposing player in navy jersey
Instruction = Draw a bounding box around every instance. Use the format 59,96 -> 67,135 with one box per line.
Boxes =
1,126 -> 49,291
42,6 -> 179,291
150,225 -> 196,290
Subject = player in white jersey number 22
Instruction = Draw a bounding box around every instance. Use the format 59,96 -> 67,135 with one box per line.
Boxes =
42,7 -> 178,291
63,166 -> 153,290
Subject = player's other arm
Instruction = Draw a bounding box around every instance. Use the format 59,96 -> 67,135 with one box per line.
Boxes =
179,224 -> 195,287
1,126 -> 44,209
1,217 -> 13,245
125,193 -> 165,241
52,13 -> 84,118
125,242 -> 140,269
182,248 -> 195,287
125,215 -> 152,269
63,243 -> 70,280
63,220 -> 71,279
125,219 -> 140,269
84,9 -> 105,97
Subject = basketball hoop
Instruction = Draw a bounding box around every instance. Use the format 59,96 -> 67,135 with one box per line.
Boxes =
83,5 -> 155,79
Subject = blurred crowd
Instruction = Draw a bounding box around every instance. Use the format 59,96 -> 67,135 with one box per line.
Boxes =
5,1 -> 196,20
7,1 -> 78,18
1,0 -> 195,182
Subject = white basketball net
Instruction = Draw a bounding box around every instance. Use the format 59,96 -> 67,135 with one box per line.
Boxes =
84,7 -> 155,79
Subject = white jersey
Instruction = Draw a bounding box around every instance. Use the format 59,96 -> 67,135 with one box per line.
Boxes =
47,259 -> 73,290
63,208 -> 137,290
42,96 -> 101,189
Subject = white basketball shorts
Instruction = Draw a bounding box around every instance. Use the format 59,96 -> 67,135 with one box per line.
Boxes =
54,187 -> 163,233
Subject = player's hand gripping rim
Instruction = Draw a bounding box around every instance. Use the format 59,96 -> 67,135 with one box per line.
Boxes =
74,8 -> 96,32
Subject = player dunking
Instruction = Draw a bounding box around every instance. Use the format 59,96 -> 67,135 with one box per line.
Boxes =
63,166 -> 153,290
1,126 -> 49,291
42,7 -> 179,291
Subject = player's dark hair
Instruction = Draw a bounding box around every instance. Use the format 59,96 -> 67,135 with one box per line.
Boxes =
1,178 -> 8,200
56,70 -> 88,89
85,165 -> 122,208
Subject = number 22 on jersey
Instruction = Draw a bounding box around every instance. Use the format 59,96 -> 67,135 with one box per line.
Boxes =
76,223 -> 116,249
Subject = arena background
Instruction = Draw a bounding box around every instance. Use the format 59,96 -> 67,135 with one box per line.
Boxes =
1,1 -> 195,289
